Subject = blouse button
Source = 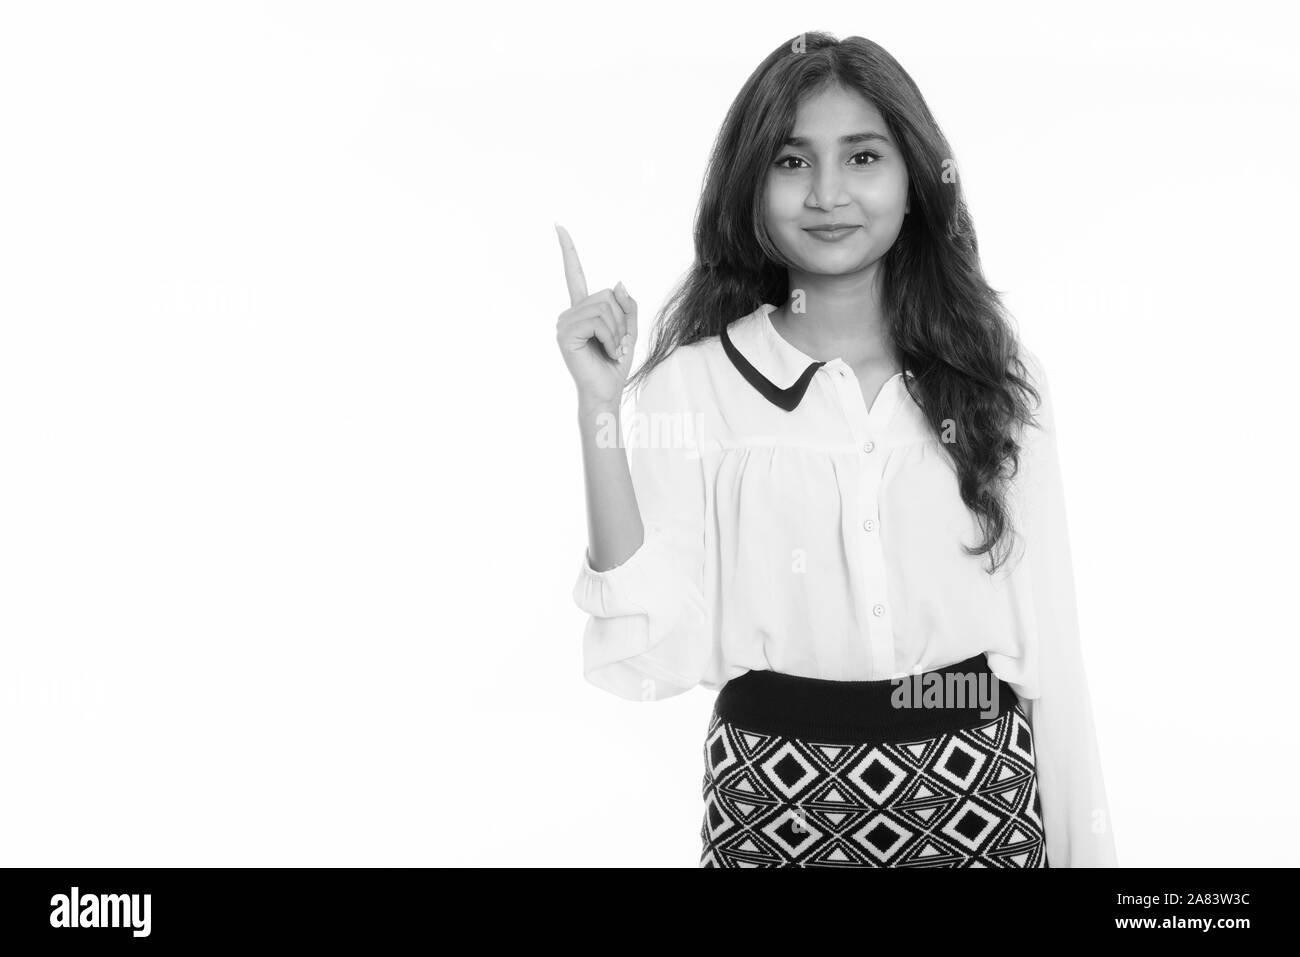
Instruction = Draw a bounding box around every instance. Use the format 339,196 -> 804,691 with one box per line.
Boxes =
872,603 -> 886,617
863,519 -> 875,532
862,440 -> 875,453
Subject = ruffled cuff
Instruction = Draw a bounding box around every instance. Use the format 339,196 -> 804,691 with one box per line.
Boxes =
572,525 -> 710,701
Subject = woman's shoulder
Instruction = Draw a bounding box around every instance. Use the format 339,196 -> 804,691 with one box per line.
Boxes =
664,327 -> 730,368
632,332 -> 728,397
631,303 -> 771,408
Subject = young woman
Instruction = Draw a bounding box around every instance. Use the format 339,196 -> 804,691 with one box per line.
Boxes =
556,32 -> 1117,868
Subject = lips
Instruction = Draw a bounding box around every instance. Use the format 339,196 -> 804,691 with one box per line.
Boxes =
803,224 -> 862,243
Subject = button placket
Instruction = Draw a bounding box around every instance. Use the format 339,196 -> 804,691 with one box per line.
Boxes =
832,363 -> 895,678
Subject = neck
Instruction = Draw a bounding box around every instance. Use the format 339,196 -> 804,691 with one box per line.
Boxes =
773,267 -> 898,368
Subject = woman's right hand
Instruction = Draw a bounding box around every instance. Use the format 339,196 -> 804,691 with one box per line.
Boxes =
555,223 -> 638,408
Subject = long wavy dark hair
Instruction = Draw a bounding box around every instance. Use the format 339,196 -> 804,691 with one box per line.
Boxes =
625,31 -> 1042,574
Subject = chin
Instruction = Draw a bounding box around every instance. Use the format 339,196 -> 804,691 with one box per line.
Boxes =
818,252 -> 880,272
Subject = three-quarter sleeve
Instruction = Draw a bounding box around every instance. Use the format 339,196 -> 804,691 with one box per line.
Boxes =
1003,349 -> 1119,867
571,354 -> 711,701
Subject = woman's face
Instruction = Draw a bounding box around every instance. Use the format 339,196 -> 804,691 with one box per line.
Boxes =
763,84 -> 910,276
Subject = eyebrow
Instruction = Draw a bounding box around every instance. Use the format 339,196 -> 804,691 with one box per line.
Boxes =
782,131 -> 892,148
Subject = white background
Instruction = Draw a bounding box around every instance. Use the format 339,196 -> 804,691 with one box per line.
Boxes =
1,1 -> 1296,866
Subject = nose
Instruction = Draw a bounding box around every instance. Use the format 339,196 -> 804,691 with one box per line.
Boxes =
807,163 -> 849,211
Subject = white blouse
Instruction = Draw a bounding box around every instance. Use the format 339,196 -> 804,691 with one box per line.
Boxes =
571,302 -> 1118,867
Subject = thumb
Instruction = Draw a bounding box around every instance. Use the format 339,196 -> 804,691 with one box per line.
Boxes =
613,281 -> 638,342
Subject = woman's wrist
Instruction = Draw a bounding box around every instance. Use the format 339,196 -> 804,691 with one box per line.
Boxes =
577,394 -> 621,420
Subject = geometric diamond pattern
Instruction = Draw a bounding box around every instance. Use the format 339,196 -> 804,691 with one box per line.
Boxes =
701,704 -> 1048,868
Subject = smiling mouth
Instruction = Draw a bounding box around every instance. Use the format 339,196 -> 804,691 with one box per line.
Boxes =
803,225 -> 862,241
804,224 -> 860,232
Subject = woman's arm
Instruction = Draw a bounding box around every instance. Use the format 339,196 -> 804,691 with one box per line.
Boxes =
556,225 -> 712,700
554,223 -> 644,572
570,355 -> 712,701
1007,347 -> 1119,867
577,396 -> 644,572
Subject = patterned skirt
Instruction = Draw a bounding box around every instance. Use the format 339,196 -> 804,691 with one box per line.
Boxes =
700,653 -> 1048,868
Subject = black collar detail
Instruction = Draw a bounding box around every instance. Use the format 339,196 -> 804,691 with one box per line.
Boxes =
720,321 -> 825,412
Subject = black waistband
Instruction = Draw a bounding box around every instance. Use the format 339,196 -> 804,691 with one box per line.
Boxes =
713,653 -> 1020,744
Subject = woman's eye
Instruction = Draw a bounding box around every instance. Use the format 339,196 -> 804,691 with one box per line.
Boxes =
773,151 -> 881,170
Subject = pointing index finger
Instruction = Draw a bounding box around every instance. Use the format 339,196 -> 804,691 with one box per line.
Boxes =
555,222 -> 588,307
